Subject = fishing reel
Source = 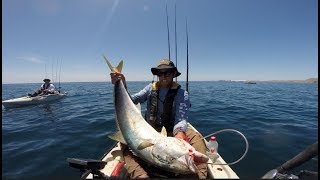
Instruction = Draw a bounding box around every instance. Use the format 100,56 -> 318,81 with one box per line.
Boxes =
262,169 -> 298,179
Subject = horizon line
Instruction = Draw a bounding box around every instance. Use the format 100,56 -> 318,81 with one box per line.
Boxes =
2,78 -> 318,85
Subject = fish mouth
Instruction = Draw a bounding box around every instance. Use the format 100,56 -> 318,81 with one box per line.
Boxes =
185,149 -> 209,174
186,154 -> 198,173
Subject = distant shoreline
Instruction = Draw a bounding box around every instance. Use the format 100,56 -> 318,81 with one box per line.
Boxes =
249,78 -> 318,83
258,79 -> 318,83
221,78 -> 318,83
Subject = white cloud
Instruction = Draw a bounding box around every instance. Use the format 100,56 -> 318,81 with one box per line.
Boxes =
17,56 -> 44,64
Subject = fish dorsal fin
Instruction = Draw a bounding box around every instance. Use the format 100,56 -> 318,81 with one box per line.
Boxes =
103,54 -> 123,73
160,126 -> 167,136
137,139 -> 154,150
107,131 -> 127,145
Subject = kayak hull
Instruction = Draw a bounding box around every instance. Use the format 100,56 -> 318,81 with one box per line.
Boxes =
2,93 -> 66,108
83,123 -> 239,179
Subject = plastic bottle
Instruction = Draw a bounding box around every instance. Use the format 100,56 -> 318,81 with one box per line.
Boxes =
206,136 -> 219,162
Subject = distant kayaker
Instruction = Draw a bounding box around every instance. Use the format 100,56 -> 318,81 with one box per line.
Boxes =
110,59 -> 208,179
28,78 -> 56,97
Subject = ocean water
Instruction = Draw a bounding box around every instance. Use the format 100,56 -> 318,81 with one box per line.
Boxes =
2,81 -> 318,179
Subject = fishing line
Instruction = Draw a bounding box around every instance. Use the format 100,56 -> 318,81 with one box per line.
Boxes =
197,129 -> 249,166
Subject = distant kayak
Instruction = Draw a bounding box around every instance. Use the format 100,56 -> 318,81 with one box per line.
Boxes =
2,92 -> 66,109
244,81 -> 257,84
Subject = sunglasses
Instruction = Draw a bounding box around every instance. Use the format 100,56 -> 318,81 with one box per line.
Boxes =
157,71 -> 173,77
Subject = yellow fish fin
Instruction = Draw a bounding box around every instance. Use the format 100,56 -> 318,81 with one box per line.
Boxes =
107,131 -> 127,145
137,139 -> 154,150
116,60 -> 123,73
160,126 -> 167,136
103,54 -> 123,73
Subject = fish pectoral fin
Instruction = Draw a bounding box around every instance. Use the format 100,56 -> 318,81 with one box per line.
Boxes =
137,140 -> 154,150
160,126 -> 167,136
107,131 -> 127,145
103,55 -> 123,73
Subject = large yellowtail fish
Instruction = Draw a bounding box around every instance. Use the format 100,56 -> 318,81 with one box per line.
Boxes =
105,59 -> 208,174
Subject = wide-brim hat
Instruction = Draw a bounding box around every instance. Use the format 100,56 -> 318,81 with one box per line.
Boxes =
43,78 -> 51,82
151,59 -> 181,77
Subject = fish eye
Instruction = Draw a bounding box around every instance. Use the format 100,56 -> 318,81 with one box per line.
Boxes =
166,156 -> 176,162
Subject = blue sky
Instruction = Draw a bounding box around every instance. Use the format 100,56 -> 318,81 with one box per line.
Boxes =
2,0 -> 318,84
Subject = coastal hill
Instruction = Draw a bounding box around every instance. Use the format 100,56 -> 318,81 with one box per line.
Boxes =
259,78 -> 318,83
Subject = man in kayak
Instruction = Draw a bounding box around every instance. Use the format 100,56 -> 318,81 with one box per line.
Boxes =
110,59 -> 208,179
29,78 -> 56,97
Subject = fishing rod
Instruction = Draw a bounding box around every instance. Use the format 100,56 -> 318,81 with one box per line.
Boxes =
52,60 -> 54,84
262,141 -> 318,179
58,58 -> 62,93
174,3 -> 178,82
55,59 -> 59,84
186,18 -> 189,93
166,3 -> 171,61
44,64 -> 47,78
166,3 -> 189,92
277,141 -> 318,174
